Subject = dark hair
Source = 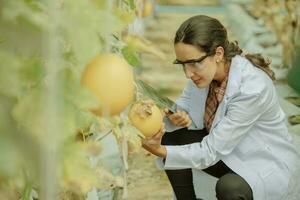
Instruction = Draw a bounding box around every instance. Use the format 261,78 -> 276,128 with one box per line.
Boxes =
174,15 -> 275,80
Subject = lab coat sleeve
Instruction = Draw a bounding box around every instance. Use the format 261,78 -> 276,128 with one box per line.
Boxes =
163,92 -> 267,170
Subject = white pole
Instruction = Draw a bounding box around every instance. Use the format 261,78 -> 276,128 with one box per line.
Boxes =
40,0 -> 61,199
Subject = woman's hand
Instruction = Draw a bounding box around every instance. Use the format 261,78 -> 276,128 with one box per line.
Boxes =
164,109 -> 192,127
142,123 -> 167,158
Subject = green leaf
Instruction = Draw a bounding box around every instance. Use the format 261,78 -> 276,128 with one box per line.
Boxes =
57,67 -> 99,110
121,46 -> 141,67
19,57 -> 45,90
123,0 -> 136,10
1,0 -> 50,30
11,88 -> 46,138
0,50 -> 23,98
0,95 -> 17,135
0,134 -> 21,179
136,80 -> 175,110
114,7 -> 135,25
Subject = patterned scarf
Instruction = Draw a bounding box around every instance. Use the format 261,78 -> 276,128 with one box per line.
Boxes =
204,75 -> 229,132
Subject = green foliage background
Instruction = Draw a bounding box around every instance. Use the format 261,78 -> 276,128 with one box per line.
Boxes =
0,0 -> 141,198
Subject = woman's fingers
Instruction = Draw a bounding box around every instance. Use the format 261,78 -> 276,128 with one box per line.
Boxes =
142,123 -> 165,146
186,119 -> 192,127
176,113 -> 188,124
152,124 -> 165,140
169,112 -> 183,121
177,118 -> 191,127
168,110 -> 191,127
169,114 -> 183,125
164,108 -> 173,116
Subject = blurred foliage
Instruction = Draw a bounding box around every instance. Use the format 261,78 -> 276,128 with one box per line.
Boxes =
250,0 -> 300,68
121,46 -> 142,67
123,0 -> 136,10
156,0 -> 220,6
288,46 -> 300,94
0,0 -> 146,198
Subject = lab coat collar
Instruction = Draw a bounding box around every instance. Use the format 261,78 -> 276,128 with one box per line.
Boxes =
224,55 -> 247,99
208,55 -> 248,132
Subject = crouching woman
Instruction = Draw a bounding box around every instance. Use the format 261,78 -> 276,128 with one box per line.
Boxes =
142,15 -> 300,200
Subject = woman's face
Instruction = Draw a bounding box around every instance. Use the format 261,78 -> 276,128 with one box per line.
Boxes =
174,42 -> 218,88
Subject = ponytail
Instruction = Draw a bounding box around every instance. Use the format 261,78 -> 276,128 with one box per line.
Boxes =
245,53 -> 276,80
225,41 -> 276,80
224,40 -> 243,60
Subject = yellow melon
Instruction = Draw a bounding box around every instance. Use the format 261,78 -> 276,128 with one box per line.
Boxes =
81,53 -> 134,116
142,0 -> 154,18
128,100 -> 163,138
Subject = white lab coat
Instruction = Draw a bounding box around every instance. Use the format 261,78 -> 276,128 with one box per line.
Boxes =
158,55 -> 300,200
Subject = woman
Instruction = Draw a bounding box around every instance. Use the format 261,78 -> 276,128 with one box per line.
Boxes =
142,15 -> 300,200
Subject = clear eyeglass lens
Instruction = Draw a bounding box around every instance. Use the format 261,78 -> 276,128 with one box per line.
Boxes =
185,62 -> 197,68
